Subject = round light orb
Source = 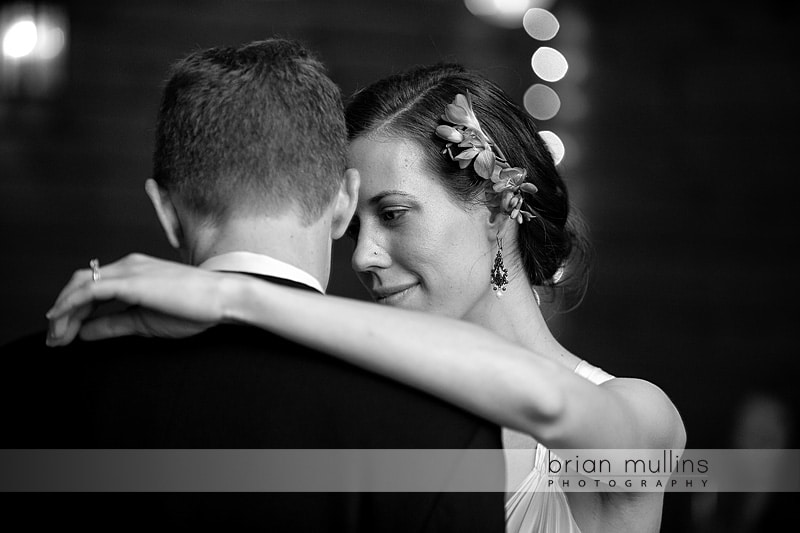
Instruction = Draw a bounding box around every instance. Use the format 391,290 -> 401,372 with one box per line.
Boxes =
531,46 -> 568,82
37,26 -> 65,59
2,19 -> 38,59
538,130 -> 565,165
464,0 -> 531,29
523,8 -> 559,40
523,83 -> 561,121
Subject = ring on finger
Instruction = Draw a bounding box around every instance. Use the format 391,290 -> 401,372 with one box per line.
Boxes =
89,258 -> 100,282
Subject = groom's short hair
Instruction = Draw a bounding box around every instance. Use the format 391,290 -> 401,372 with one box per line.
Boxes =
152,38 -> 346,224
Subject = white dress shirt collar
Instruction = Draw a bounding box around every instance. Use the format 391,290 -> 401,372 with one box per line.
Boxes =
198,251 -> 325,294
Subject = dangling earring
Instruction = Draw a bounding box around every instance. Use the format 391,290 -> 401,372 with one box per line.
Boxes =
491,235 -> 509,298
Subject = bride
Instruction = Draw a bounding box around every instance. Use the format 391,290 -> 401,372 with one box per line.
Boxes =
47,63 -> 685,532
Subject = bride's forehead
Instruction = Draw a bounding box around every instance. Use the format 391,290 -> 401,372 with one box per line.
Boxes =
348,136 -> 423,167
350,137 -> 441,189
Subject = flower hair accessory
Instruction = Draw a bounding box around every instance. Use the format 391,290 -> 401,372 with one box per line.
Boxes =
435,91 -> 538,223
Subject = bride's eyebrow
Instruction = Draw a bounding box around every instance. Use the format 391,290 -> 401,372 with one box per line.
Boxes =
369,190 -> 417,205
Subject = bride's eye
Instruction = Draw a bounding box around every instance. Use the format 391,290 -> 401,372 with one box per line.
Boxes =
380,208 -> 407,223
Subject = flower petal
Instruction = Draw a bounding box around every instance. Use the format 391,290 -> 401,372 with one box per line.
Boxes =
448,93 -> 481,130
500,190 -> 514,211
454,147 -> 479,161
499,167 -> 526,185
443,103 -> 471,126
474,149 -> 496,179
454,93 -> 470,111
485,190 -> 502,207
520,182 -> 539,195
435,125 -> 463,143
492,181 -> 508,192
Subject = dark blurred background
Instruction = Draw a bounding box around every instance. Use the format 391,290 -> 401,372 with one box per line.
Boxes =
2,0 -> 798,529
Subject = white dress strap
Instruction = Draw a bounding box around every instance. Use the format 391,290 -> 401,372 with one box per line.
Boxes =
573,359 -> 614,385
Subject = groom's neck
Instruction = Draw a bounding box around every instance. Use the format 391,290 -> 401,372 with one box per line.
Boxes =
184,213 -> 333,289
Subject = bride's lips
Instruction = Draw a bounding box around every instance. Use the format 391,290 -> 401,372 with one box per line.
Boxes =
371,283 -> 419,305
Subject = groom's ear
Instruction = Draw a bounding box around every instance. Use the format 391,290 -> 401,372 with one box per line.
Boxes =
144,179 -> 183,249
330,168 -> 359,240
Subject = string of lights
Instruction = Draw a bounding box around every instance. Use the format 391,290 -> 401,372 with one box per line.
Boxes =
464,0 -> 588,167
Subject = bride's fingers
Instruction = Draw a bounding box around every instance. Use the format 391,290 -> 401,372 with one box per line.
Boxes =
46,256 -> 142,318
79,312 -> 144,341
47,278 -> 128,320
60,302 -> 96,345
47,278 -> 96,320
47,268 -> 93,319
46,301 -> 95,346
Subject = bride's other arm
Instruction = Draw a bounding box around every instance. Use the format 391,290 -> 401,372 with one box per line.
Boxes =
48,253 -> 686,452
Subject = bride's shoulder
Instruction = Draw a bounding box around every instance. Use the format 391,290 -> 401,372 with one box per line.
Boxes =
600,376 -> 687,450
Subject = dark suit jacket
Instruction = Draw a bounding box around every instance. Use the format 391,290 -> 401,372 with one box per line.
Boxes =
0,274 -> 505,532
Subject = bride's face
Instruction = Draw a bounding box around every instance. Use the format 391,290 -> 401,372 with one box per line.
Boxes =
346,136 -> 494,319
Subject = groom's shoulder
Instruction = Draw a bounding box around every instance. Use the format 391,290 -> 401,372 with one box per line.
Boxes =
0,322 -> 305,358
0,323 -> 362,396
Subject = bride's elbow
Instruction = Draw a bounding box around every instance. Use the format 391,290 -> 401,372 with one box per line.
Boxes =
517,385 -> 566,442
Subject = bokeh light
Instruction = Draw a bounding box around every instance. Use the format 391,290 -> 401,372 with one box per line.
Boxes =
37,25 -> 65,60
494,0 -> 531,15
538,130 -> 565,165
523,83 -> 561,120
531,46 -> 568,82
2,19 -> 37,58
523,8 -> 559,41
1,4 -> 69,97
464,0 -> 533,29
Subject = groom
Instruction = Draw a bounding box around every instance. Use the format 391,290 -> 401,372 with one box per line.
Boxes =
0,39 -> 504,530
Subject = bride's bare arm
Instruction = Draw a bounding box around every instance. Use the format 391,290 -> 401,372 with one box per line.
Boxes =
47,253 -> 685,452
230,277 -> 685,452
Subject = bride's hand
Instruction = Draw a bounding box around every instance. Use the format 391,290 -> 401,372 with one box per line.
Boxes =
45,253 -> 243,346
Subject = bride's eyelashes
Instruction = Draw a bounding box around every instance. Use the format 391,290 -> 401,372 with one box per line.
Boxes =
345,205 -> 408,241
379,207 -> 408,225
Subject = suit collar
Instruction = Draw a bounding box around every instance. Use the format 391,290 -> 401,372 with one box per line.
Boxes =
199,251 -> 325,294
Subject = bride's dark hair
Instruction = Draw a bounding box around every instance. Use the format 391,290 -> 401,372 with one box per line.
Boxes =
345,63 -> 591,308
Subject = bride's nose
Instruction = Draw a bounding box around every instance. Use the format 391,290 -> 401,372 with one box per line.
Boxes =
351,230 -> 391,273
